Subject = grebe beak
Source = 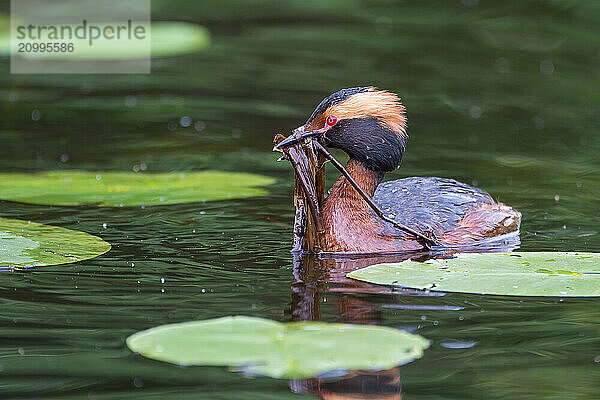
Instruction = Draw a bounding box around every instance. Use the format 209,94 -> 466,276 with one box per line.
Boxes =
273,125 -> 324,151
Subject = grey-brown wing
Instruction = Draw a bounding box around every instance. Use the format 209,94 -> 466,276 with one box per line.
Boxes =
373,177 -> 495,235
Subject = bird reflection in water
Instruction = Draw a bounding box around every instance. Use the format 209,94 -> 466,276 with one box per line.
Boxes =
288,252 -> 426,400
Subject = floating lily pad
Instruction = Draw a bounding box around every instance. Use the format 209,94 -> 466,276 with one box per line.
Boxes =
347,252 -> 600,297
0,170 -> 275,207
126,316 -> 429,379
150,22 -> 210,58
0,21 -> 209,58
0,218 -> 111,270
0,15 -> 8,55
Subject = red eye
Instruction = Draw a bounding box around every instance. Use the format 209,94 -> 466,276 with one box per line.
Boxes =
326,116 -> 338,127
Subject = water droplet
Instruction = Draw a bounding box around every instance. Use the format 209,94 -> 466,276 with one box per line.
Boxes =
180,116 -> 192,128
534,117 -> 545,130
469,105 -> 482,119
125,95 -> 137,107
8,91 -> 18,103
194,121 -> 206,132
31,109 -> 41,121
540,59 -> 555,75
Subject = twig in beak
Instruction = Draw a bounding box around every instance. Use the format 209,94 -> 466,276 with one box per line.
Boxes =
287,145 -> 324,233
274,132 -> 325,253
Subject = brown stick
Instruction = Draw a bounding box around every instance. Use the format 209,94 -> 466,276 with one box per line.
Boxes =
287,148 -> 324,233
313,141 -> 443,249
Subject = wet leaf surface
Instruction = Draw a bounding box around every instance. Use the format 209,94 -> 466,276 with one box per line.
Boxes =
0,218 -> 110,269
127,316 -> 429,379
0,170 -> 275,207
348,252 -> 600,297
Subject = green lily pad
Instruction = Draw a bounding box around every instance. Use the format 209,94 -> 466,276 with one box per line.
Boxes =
0,170 -> 275,207
0,218 -> 111,270
0,15 -> 8,55
60,22 -> 210,59
347,252 -> 600,297
0,21 -> 209,58
150,22 -> 210,58
126,316 -> 429,379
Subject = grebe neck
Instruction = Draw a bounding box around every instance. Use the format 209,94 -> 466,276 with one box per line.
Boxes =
320,158 -> 410,253
328,158 -> 384,200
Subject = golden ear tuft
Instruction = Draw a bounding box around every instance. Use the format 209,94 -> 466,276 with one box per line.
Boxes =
317,89 -> 407,137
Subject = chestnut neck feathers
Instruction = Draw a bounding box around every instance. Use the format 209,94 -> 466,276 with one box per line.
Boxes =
329,158 -> 384,199
321,159 -> 417,253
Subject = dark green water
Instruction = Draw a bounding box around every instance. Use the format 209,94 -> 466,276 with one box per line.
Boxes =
1,0 -> 600,398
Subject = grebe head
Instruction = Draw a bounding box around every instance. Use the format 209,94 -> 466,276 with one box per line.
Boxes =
273,88 -> 409,249
277,87 -> 408,172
